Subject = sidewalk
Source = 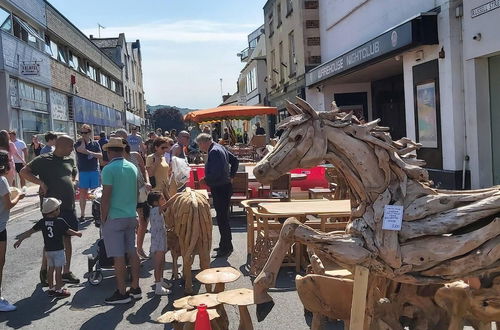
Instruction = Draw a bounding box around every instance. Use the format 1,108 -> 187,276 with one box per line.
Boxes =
11,185 -> 40,217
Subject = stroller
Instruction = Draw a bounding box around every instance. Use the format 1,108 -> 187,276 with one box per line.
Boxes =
88,187 -> 131,285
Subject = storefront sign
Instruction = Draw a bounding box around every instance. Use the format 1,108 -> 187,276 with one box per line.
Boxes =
20,61 -> 40,76
306,14 -> 438,86
126,111 -> 142,126
472,0 -> 500,18
73,96 -> 122,128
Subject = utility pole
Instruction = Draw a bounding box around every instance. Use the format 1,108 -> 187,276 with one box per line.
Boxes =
98,23 -> 105,37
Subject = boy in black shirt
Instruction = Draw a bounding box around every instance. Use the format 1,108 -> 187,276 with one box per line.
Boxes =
14,198 -> 82,298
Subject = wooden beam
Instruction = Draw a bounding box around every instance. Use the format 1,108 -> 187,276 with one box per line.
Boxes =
349,265 -> 370,330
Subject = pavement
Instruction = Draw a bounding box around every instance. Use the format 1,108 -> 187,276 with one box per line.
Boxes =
10,185 -> 41,217
0,202 -> 343,329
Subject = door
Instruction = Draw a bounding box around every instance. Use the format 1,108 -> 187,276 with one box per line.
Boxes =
490,55 -> 500,184
372,74 -> 406,140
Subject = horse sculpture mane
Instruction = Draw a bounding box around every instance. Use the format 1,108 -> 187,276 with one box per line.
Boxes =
253,97 -> 500,308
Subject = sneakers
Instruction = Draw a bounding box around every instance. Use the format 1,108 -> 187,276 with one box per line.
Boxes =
105,290 -> 131,305
62,272 -> 80,284
155,283 -> 171,296
0,298 -> 16,312
127,287 -> 142,299
40,269 -> 48,287
53,289 -> 71,299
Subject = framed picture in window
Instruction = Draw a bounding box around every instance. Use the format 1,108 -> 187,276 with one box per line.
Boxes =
416,81 -> 438,148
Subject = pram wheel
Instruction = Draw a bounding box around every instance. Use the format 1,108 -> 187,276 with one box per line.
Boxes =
88,270 -> 103,285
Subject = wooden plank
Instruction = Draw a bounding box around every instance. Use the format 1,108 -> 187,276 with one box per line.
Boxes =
349,265 -> 370,330
258,199 -> 351,216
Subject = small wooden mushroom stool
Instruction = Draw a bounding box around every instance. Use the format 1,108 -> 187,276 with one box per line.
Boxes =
173,296 -> 195,310
157,307 -> 220,330
195,267 -> 242,293
217,288 -> 255,330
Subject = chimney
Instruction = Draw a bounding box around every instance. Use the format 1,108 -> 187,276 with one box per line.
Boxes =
89,34 -> 93,39
222,93 -> 232,102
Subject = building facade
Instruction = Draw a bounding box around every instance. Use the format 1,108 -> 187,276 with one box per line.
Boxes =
0,0 -> 126,144
305,0 -> 471,189
264,0 -> 321,122
91,34 -> 146,131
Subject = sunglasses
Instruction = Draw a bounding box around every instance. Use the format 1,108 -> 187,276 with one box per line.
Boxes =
80,131 -> 91,134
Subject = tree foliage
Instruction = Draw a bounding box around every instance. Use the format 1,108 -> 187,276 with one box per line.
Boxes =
152,107 -> 186,133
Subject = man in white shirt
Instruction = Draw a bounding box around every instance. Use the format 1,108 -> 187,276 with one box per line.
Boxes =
8,130 -> 27,187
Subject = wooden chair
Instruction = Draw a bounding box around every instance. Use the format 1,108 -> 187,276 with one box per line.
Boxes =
259,173 -> 291,200
229,172 -> 250,213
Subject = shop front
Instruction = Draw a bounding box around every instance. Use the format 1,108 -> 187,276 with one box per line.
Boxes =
50,90 -> 74,137
125,111 -> 142,132
73,96 -> 123,138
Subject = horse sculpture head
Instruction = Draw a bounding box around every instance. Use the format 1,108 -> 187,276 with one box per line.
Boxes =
254,98 -> 327,183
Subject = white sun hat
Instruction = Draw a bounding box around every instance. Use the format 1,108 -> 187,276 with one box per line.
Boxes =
42,197 -> 62,214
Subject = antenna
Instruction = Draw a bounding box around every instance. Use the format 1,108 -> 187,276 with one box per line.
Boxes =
98,23 -> 106,38
220,78 -> 223,98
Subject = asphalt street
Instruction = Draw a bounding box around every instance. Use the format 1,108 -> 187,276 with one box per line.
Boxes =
0,204 -> 343,330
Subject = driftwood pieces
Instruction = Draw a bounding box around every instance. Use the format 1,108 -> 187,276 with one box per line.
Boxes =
164,188 -> 212,294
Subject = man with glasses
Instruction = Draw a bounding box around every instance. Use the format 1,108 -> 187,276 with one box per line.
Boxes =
74,124 -> 102,222
127,126 -> 145,156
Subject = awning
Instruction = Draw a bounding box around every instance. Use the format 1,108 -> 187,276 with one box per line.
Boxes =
306,12 -> 438,86
184,105 -> 277,123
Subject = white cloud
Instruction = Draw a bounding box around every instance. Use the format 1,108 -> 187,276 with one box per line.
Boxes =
83,20 -> 256,43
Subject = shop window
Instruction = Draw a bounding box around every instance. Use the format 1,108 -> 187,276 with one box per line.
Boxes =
21,111 -> 49,144
9,77 -> 19,107
12,15 -> 42,49
87,63 -> 97,81
0,7 -> 12,32
18,80 -> 48,112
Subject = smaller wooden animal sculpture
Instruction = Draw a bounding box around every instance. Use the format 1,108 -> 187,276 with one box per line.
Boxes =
164,188 -> 212,294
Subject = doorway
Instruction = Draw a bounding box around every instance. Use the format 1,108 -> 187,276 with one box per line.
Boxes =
372,74 -> 406,140
333,92 -> 368,122
490,55 -> 500,184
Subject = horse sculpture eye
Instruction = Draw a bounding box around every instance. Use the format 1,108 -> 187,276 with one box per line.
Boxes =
295,135 -> 302,142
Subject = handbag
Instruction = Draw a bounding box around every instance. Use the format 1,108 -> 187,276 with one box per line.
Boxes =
138,185 -> 148,204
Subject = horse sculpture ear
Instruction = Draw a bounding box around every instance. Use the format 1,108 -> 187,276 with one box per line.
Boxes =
285,100 -> 303,116
295,97 -> 319,119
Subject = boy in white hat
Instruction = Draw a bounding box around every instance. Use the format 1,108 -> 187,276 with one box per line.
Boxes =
14,198 -> 82,298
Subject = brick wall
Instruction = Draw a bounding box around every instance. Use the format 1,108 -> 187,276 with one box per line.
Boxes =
51,60 -> 123,111
46,5 -> 122,80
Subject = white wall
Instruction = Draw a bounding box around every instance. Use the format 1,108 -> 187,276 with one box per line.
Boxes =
319,0 -> 442,62
463,0 -> 500,60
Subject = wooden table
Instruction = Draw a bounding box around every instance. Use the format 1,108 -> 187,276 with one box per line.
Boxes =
258,199 -> 351,217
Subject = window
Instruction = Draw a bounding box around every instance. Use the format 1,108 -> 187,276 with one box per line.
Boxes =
44,36 -> 52,55
111,80 -> 116,92
131,61 -> 135,82
307,37 -> 321,46
0,7 -> 12,32
87,63 -> 97,81
57,45 -> 68,64
289,31 -> 296,76
279,41 -> 284,81
49,40 -> 58,60
306,20 -> 319,29
68,51 -> 79,71
100,72 -> 110,88
277,2 -> 282,27
18,80 -> 48,112
12,15 -> 42,49
268,11 -> 274,37
78,58 -> 86,74
305,1 -> 319,9
246,67 -> 257,94
270,49 -> 276,86
286,0 -> 293,16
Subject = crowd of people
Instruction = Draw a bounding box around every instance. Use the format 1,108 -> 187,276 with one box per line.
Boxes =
0,123 -> 240,310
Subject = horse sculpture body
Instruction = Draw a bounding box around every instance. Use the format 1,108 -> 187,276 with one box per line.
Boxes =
252,97 -> 500,327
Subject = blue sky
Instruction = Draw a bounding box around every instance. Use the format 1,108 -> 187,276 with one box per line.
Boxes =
48,0 -> 267,109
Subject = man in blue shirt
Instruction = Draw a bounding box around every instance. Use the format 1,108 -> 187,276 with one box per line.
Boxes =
74,124 -> 102,222
101,137 -> 141,304
197,133 -> 239,258
127,126 -> 144,156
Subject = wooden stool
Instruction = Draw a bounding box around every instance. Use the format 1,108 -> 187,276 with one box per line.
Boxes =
308,188 -> 334,199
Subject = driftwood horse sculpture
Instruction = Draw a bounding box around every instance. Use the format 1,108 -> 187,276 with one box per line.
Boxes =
164,188 -> 212,294
252,97 -> 500,327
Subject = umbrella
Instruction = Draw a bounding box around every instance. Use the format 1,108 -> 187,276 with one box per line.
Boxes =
184,105 -> 277,123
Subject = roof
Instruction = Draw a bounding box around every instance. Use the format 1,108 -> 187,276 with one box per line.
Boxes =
184,105 -> 277,123
91,38 -> 119,48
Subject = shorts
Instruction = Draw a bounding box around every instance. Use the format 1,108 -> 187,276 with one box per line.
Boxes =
46,249 -> 66,267
102,217 -> 137,257
60,209 -> 78,231
15,163 -> 24,173
0,229 -> 6,242
78,171 -> 100,189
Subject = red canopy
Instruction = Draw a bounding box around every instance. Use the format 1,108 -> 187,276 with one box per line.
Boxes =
184,105 -> 277,123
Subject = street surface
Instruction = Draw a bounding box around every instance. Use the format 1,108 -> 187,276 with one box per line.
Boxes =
0,205 -> 342,330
